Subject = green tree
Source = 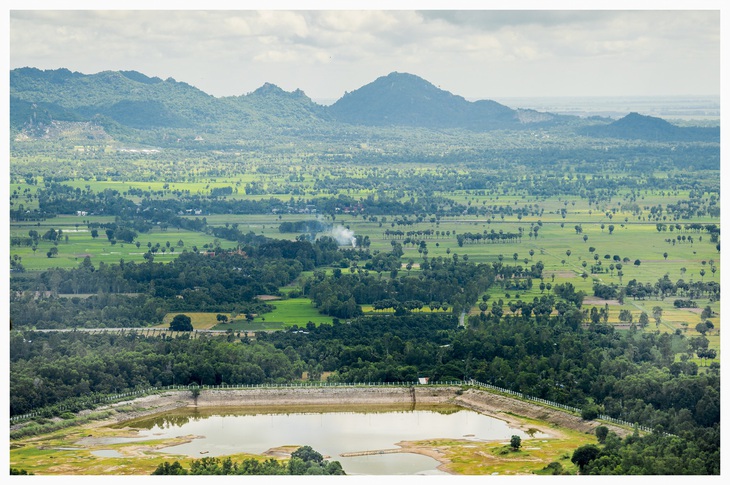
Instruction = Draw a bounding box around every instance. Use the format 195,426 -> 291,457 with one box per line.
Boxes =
638,312 -> 649,327
571,444 -> 600,472
510,435 -> 522,450
291,446 -> 323,464
10,468 -> 34,475
287,457 -> 308,475
152,461 -> 188,475
170,314 -> 193,332
619,309 -> 632,323
652,306 -> 663,326
700,305 -> 713,319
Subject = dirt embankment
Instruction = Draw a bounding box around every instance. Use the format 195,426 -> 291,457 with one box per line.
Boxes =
68,385 -> 627,440
454,389 -> 631,438
195,386 -> 453,407
11,386 -> 630,476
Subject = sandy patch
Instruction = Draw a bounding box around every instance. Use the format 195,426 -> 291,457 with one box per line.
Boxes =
113,436 -> 201,458
263,445 -> 300,458
395,441 -> 454,473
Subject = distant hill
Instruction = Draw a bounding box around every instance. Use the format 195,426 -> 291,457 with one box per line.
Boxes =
10,67 -> 219,131
10,68 -> 564,138
580,112 -> 719,142
328,71 -> 526,129
222,82 -> 332,129
12,67 -> 715,146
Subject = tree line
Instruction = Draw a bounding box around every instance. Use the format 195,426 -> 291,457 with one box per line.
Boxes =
10,306 -> 720,473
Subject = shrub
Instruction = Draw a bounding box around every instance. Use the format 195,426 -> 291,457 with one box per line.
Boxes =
581,405 -> 599,421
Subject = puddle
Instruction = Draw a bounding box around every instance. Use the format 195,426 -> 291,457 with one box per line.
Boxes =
92,449 -> 124,458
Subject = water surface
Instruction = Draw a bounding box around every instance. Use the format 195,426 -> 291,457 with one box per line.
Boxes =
121,405 -> 547,475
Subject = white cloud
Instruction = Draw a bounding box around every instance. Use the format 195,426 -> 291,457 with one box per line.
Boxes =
8,9 -> 721,99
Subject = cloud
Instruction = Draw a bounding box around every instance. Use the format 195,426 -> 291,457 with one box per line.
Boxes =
418,10 -> 618,31
8,9 -> 720,99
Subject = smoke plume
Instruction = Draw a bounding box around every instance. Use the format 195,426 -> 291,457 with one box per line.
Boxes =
331,225 -> 357,247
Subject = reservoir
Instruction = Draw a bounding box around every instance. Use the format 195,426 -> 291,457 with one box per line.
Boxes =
120,405 -> 548,475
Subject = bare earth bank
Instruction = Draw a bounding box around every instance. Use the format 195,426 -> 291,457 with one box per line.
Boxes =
12,386 -> 630,475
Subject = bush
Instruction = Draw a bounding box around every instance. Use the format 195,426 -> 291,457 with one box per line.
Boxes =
536,462 -> 564,475
673,299 -> 697,308
581,405 -> 599,421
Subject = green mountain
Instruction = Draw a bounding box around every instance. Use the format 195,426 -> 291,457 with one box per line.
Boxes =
10,68 -> 564,141
328,71 -> 525,129
580,112 -> 719,142
221,82 -> 332,131
11,67 -> 715,146
10,67 -> 219,131
10,68 -> 342,141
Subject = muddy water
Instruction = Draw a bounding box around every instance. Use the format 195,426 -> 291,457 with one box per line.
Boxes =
121,405 -> 548,475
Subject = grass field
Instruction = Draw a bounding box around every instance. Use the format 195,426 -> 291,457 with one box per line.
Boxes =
9,175 -> 720,366
10,222 -> 237,270
157,312 -> 227,330
155,298 -> 340,333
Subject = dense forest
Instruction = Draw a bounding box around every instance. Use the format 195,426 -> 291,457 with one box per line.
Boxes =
9,308 -> 719,473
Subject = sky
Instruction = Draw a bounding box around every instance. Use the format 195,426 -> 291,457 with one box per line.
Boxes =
5,1 -> 724,103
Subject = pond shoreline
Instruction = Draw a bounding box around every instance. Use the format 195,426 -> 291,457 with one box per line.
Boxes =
96,385 -> 628,438
11,386 -> 629,475
107,385 -> 628,475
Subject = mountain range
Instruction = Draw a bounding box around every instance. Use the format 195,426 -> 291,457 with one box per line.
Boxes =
9,67 -> 719,145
